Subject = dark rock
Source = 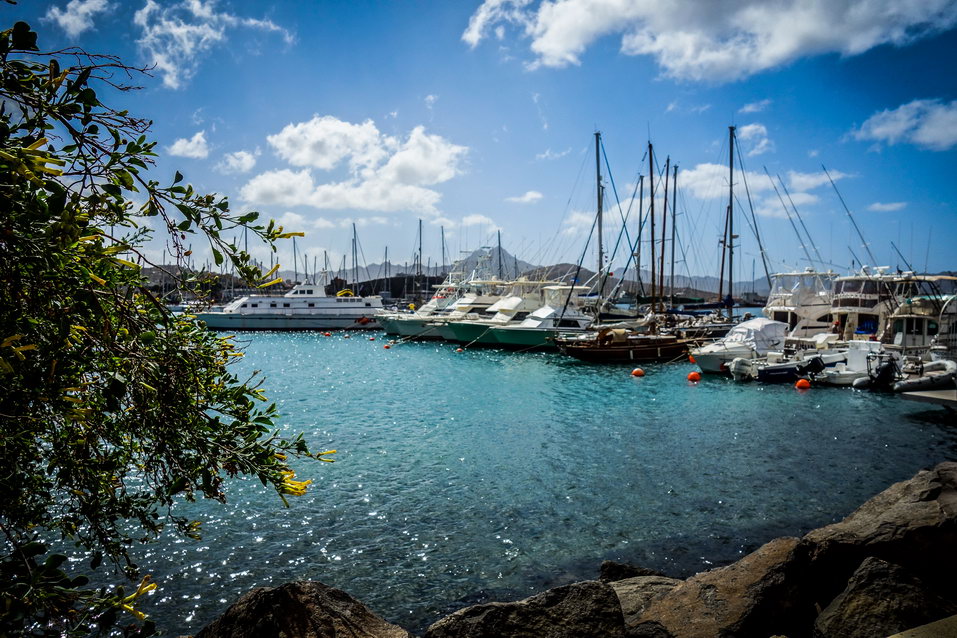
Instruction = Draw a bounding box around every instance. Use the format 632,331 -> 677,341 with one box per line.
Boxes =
195,581 -> 412,638
610,575 -> 682,632
600,560 -> 666,582
814,557 -> 957,638
802,462 -> 957,610
634,536 -> 814,637
424,580 -> 625,638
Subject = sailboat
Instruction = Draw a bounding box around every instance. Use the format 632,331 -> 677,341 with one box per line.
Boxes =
556,133 -> 695,363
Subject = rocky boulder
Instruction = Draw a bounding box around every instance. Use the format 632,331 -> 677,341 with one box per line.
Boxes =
424,580 -> 625,638
630,537 -> 813,638
195,581 -> 413,638
814,557 -> 957,638
610,575 -> 682,634
599,560 -> 666,582
802,461 -> 957,610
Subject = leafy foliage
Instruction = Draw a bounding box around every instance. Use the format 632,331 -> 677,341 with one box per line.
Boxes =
0,22 -> 323,635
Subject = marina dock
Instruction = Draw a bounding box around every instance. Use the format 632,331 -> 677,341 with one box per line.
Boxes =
900,387 -> 957,410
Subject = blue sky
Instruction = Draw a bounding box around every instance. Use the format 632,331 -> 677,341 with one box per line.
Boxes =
11,0 -> 957,280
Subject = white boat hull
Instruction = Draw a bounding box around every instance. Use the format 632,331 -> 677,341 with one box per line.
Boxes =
196,312 -> 379,331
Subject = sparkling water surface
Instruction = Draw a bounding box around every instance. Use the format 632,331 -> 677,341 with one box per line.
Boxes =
129,331 -> 956,635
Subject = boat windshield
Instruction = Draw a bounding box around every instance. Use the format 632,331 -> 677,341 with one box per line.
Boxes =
770,273 -> 833,296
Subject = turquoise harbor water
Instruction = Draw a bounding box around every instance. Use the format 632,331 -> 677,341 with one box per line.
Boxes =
130,332 -> 955,635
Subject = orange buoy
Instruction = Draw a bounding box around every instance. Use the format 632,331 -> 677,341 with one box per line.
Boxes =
383,344 -> 391,349
323,332 -> 331,337
795,378 -> 811,390
455,347 -> 464,353
688,355 -> 696,364
369,337 -> 376,341
631,368 -> 645,377
687,371 -> 701,382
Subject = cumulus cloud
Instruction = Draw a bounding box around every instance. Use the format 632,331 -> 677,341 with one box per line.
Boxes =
561,210 -> 595,236
506,190 -> 543,203
242,117 -> 468,215
852,99 -> 957,151
678,162 -> 771,200
461,214 -> 500,230
166,130 -> 209,159
44,0 -> 111,37
787,169 -> 848,192
737,123 -> 774,156
464,0 -> 957,81
740,98 -> 772,113
215,149 -> 257,174
134,0 -> 294,89
867,201 -> 907,212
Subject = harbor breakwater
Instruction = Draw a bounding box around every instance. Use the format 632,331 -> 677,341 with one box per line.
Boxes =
194,462 -> 957,638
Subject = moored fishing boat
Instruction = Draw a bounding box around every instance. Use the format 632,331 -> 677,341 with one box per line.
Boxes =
489,285 -> 593,350
691,317 -> 787,374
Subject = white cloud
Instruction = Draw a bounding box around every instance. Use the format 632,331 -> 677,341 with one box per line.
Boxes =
536,147 -> 571,160
267,116 -> 389,173
506,190 -> 543,203
867,201 -> 907,212
461,214 -> 500,231
561,210 -> 594,236
740,99 -> 772,113
166,130 -> 208,159
679,162 -> 772,200
425,94 -> 438,110
787,169 -> 849,192
852,99 -> 957,151
215,149 -> 257,174
465,0 -> 957,81
242,117 -> 468,215
44,0 -> 111,37
737,123 -> 774,156
134,0 -> 294,89
462,0 -> 534,48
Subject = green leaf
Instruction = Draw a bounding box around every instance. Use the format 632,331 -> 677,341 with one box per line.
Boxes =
212,249 -> 223,266
173,170 -> 183,184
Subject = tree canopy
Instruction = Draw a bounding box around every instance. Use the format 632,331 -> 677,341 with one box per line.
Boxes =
0,21 -> 324,635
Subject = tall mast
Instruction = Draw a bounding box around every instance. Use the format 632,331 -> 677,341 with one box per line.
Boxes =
292,235 -> 299,284
648,141 -> 656,312
595,132 -> 604,279
497,229 -> 503,279
727,125 -> 735,307
441,226 -> 446,277
635,174 -> 644,298
352,223 -> 358,287
660,155 -> 670,307
417,219 -> 423,277
670,163 -> 678,309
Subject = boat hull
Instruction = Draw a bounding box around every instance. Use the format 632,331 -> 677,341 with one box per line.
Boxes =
195,312 -> 380,331
445,321 -> 501,345
489,326 -> 566,350
391,317 -> 446,339
557,337 -> 690,363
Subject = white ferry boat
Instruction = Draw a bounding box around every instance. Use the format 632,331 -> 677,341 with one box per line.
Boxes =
194,281 -> 383,331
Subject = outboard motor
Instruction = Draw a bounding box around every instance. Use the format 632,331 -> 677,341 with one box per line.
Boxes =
857,355 -> 899,392
801,355 -> 827,376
